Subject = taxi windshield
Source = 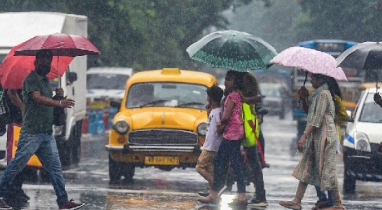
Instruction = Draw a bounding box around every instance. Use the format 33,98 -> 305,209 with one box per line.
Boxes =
126,82 -> 207,109
359,93 -> 382,123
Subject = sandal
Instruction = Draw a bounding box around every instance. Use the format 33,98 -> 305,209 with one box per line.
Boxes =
198,196 -> 219,205
279,200 -> 302,210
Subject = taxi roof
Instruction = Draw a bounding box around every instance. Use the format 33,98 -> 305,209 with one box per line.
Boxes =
128,68 -> 217,87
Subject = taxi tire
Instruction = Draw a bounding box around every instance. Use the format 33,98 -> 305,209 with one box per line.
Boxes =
121,164 -> 135,183
109,154 -> 122,183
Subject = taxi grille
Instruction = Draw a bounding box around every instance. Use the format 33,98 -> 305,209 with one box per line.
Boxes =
128,129 -> 198,145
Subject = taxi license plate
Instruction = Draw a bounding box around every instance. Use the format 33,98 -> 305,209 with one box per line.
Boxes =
144,156 -> 179,165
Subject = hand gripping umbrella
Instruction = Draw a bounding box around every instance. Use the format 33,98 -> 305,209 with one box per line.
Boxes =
14,33 -> 100,126
270,46 -> 347,105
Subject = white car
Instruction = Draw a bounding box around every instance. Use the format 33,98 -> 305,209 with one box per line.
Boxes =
86,67 -> 133,102
343,87 -> 382,193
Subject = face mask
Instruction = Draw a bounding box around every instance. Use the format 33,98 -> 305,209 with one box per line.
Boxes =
36,65 -> 51,76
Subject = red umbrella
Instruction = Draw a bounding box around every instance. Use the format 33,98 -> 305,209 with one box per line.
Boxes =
13,33 -> 100,88
0,42 -> 74,89
14,33 -> 100,56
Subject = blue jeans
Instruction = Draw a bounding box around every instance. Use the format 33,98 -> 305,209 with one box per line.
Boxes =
315,186 -> 335,206
212,139 -> 246,193
0,133 -> 68,206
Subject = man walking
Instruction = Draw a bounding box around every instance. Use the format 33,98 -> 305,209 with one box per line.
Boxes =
0,49 -> 84,210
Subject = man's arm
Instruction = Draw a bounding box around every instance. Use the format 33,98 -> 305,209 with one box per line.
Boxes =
31,91 -> 74,108
7,89 -> 24,114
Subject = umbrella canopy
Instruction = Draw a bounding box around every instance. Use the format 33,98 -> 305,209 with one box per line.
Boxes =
270,46 -> 347,81
186,30 -> 277,72
14,33 -> 100,56
336,42 -> 382,70
0,42 -> 73,89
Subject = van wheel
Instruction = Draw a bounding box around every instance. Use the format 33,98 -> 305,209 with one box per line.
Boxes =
71,121 -> 82,165
109,154 -> 122,183
343,159 -> 356,194
57,138 -> 71,169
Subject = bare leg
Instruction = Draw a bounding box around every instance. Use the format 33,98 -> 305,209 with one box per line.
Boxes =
196,167 -> 213,184
293,181 -> 308,204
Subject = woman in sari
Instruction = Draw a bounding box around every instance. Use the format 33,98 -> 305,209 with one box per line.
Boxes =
279,73 -> 344,210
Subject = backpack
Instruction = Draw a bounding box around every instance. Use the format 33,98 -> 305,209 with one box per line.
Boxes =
241,102 -> 259,147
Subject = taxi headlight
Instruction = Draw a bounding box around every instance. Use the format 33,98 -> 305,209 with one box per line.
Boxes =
114,120 -> 129,134
197,123 -> 208,136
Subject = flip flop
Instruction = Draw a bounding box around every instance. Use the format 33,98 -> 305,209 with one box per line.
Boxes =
279,200 -> 302,210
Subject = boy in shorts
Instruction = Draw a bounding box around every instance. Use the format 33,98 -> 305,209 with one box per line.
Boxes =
196,85 -> 223,196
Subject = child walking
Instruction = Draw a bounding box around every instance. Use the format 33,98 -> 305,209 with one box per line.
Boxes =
198,70 -> 247,206
196,85 -> 224,196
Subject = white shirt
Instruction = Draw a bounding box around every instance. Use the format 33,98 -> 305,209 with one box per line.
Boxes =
202,107 -> 223,152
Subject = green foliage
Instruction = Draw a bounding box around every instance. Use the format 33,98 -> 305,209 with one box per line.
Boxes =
296,0 -> 382,42
227,0 -> 300,52
1,0 -> 274,71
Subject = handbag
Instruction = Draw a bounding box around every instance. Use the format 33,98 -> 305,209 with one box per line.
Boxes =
241,102 -> 259,147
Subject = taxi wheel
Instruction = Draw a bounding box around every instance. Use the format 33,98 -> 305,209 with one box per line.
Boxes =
121,164 -> 135,183
109,154 -> 122,183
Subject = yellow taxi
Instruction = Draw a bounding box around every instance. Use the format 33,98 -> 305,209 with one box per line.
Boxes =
105,68 -> 217,182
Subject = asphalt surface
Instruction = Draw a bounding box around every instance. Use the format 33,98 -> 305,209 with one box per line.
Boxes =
0,112 -> 381,209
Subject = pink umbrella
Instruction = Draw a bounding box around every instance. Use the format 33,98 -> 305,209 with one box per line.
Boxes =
270,46 -> 347,82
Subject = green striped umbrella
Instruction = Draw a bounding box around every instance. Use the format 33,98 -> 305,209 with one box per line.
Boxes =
186,30 -> 277,72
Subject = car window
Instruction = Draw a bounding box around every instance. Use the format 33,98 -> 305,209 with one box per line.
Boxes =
87,74 -> 129,90
260,85 -> 281,97
359,93 -> 382,123
126,82 -> 207,109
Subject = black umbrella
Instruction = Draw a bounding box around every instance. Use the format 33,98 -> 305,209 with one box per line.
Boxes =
337,42 -> 382,89
337,42 -> 382,70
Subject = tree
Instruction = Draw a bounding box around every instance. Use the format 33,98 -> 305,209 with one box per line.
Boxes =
295,0 -> 382,43
227,0 -> 300,52
1,0 -> 271,71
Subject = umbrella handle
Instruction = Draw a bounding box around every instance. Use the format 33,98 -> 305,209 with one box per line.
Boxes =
298,71 -> 308,105
58,56 -> 61,88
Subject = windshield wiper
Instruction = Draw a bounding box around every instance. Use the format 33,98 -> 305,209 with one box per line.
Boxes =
139,99 -> 170,108
176,102 -> 204,107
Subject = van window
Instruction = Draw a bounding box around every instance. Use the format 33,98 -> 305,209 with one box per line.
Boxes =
87,74 -> 129,90
359,93 -> 382,123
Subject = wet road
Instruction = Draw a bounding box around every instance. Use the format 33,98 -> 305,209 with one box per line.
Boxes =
1,112 -> 382,209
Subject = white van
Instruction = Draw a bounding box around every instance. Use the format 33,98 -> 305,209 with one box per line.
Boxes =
343,87 -> 382,193
86,67 -> 133,102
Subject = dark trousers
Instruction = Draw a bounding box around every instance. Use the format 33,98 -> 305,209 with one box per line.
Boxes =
245,145 -> 266,200
212,139 -> 246,193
